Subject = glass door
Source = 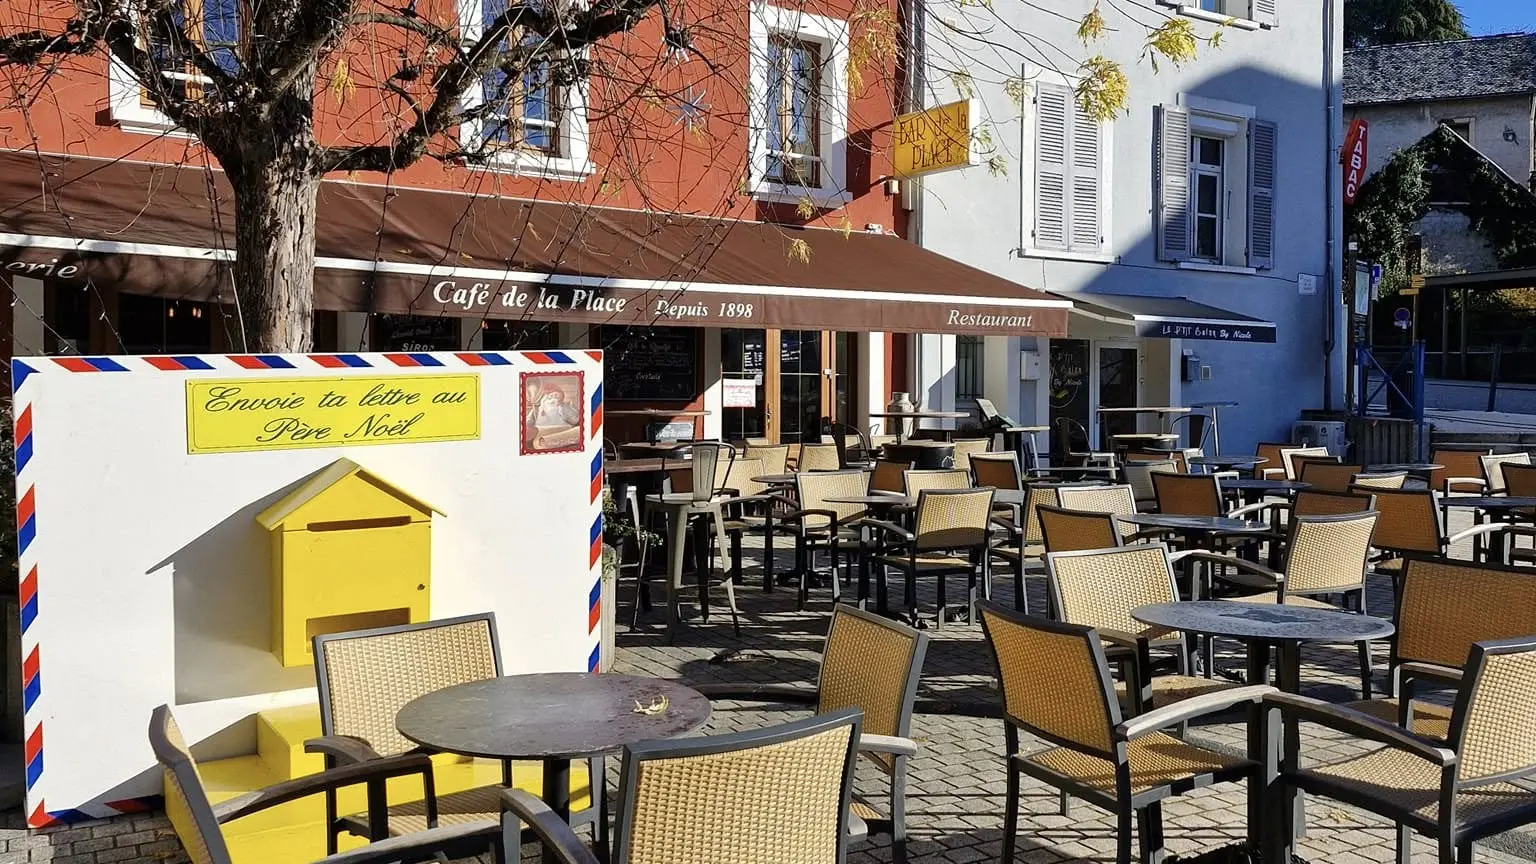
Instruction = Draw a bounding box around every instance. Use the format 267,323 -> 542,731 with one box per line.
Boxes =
778,330 -> 823,443
722,328 -> 768,441
1096,344 -> 1140,447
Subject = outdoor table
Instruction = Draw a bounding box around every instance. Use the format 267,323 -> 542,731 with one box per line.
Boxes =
1218,478 -> 1309,506
1190,455 -> 1267,472
603,457 -> 669,476
397,673 -> 711,864
869,410 -> 970,442
828,494 -> 917,612
1097,406 -> 1192,449
1117,513 -> 1266,551
1442,496 -> 1536,564
1132,600 -> 1395,841
751,474 -> 799,486
618,441 -> 689,458
883,440 -> 956,469
1365,462 -> 1442,478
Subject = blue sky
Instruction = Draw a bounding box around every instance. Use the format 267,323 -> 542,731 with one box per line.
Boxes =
1458,0 -> 1530,36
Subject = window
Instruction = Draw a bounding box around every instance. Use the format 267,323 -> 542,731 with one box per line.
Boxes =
1155,99 -> 1275,271
1158,0 -> 1275,28
1440,118 -> 1473,142
955,336 -> 983,409
459,0 -> 592,179
1023,74 -> 1111,259
748,6 -> 850,207
108,0 -> 240,131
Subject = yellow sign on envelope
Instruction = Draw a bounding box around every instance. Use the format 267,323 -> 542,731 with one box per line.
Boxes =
186,375 -> 481,454
893,99 -> 978,178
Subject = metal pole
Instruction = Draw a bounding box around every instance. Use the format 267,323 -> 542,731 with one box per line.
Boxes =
1343,242 -> 1358,413
1440,283 -> 1449,379
1413,341 -> 1426,426
1488,343 -> 1502,413
1459,288 -> 1469,378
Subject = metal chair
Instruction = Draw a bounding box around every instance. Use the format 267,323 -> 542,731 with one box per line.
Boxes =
1268,636 -> 1536,864
650,442 -> 740,634
780,469 -> 872,608
717,457 -> 769,585
309,614 -> 601,854
1358,486 -> 1514,581
1279,446 -> 1332,480
1123,459 -> 1178,511
950,438 -> 992,473
1430,447 -> 1492,496
1480,451 -> 1532,495
1297,461 -> 1365,493
506,711 -> 865,864
970,452 -> 1024,490
873,487 -> 996,628
696,606 -> 928,863
1150,472 -> 1223,517
150,704 -> 503,864
1037,505 -> 1122,553
978,601 -> 1273,864
870,458 -> 914,494
990,484 -> 1057,613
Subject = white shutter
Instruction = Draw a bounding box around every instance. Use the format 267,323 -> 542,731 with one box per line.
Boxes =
1033,82 -> 1070,250
1155,105 -> 1191,262
1069,103 -> 1102,252
1249,119 -> 1277,270
1250,0 -> 1277,27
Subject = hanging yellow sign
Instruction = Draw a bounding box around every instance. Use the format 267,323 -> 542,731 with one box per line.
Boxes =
893,99 -> 979,178
186,374 -> 481,454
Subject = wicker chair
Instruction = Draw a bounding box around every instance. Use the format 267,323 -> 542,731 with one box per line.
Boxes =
507,711 -> 864,864
781,469 -> 872,609
1123,460 -> 1178,511
1357,486 -> 1514,581
990,484 -> 1057,613
1037,505 -> 1122,553
951,438 -> 992,473
870,459 -> 914,494
1504,463 -> 1536,497
746,443 -> 791,476
798,442 -> 843,472
1254,442 -> 1289,479
717,458 -> 769,584
1351,471 -> 1408,490
151,705 -> 503,864
1295,489 -> 1376,516
970,452 -> 1023,490
1343,557 -> 1536,742
902,468 -> 971,495
696,607 -> 928,862
873,488 -> 996,627
1298,461 -> 1366,493
1279,446 -> 1332,480
1267,636 -> 1536,864
1151,472 -> 1223,517
309,615 -> 600,855
978,602 -> 1273,864
1057,483 -> 1142,540
1429,447 -> 1492,496
1045,544 -> 1234,716
1480,451 -> 1532,495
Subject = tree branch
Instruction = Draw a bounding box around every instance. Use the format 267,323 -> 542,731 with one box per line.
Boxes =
0,19 -> 99,66
260,0 -> 356,96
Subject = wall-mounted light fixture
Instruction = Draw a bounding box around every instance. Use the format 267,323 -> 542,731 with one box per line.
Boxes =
1505,127 -> 1520,144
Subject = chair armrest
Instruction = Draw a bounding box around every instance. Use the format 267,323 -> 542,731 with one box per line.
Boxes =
1115,685 -> 1274,741
1399,662 -> 1464,688
1264,692 -> 1456,767
1168,550 -> 1281,587
858,734 -> 919,758
323,821 -> 502,864
1096,627 -> 1150,650
1446,522 -> 1517,546
304,734 -> 385,766
1443,478 -> 1486,494
214,753 -> 434,824
1261,468 -> 1286,480
779,508 -> 839,524
500,789 -> 600,864
1228,501 -> 1283,520
693,683 -> 819,704
865,519 -> 915,543
712,493 -> 774,509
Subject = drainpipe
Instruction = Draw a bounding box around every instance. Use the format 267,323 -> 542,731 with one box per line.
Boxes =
1321,0 -> 1339,410
903,0 -> 926,397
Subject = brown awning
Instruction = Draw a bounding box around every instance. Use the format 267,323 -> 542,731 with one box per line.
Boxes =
0,152 -> 1068,337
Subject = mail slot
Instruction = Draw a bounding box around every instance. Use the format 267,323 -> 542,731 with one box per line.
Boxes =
257,458 -> 440,667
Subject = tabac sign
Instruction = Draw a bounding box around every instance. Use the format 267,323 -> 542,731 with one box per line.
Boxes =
1342,119 -> 1369,205
893,99 -> 980,178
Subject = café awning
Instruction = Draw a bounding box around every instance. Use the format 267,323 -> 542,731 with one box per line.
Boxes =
1067,293 -> 1276,343
0,152 -> 1069,338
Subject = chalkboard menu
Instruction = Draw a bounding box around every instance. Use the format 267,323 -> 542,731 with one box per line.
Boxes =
599,327 -> 699,400
1048,339 -> 1090,442
375,314 -> 460,352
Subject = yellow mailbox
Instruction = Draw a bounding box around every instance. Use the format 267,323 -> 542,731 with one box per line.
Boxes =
257,458 -> 439,667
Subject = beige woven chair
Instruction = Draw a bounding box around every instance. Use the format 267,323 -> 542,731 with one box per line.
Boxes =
310,615 -> 600,854
978,602 -> 1273,864
746,443 -> 790,476
873,487 -> 995,627
1298,461 -> 1365,493
1344,557 -> 1536,743
798,442 -> 843,472
697,607 -> 928,862
717,458 -> 768,584
1430,447 -> 1492,496
1480,451 -> 1532,495
781,469 -> 871,609
1123,459 -> 1178,510
1351,471 -> 1408,490
151,704 -> 502,864
1037,505 -> 1121,553
1057,483 -> 1141,540
1046,544 -> 1234,716
1267,636 -> 1536,864
1358,486 -> 1514,581
950,438 -> 992,473
1151,472 -> 1223,517
870,459 -> 913,494
508,711 -> 864,864
902,468 -> 971,495
989,484 -> 1057,613
1254,442 -> 1289,480
971,452 -> 1023,490
1279,446 -> 1332,480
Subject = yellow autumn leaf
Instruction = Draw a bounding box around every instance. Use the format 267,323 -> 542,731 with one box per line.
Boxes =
1076,55 -> 1129,121
329,57 -> 356,105
1077,3 -> 1106,44
795,197 -> 815,219
788,238 -> 812,264
1144,19 -> 1199,71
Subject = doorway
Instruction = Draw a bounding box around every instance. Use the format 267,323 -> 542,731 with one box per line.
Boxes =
1096,344 -> 1141,445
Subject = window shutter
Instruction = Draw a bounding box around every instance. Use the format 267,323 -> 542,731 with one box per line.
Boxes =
1249,0 -> 1277,27
1033,82 -> 1071,250
1154,104 -> 1191,262
1069,104 -> 1102,252
1249,119 -> 1277,270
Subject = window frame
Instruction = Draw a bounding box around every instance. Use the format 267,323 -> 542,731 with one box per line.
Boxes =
1190,135 -> 1225,262
108,0 -> 240,133
1182,97 -> 1253,271
1156,0 -> 1270,30
1018,64 -> 1115,263
457,0 -> 593,180
747,4 -> 851,208
764,34 -> 825,189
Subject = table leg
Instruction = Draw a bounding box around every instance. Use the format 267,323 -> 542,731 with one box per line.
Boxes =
1277,641 -> 1306,840
1243,639 -> 1272,854
857,523 -> 871,610
541,757 -> 572,864
763,509 -> 775,593
664,504 -> 686,643
691,513 -> 711,622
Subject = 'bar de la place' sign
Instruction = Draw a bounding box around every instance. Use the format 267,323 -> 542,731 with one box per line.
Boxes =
893,99 -> 980,178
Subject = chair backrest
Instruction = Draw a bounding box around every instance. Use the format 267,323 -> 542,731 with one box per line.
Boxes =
817,607 -> 928,768
950,438 -> 992,473
1447,637 -> 1536,785
1503,463 -> 1536,498
689,442 -> 735,502
313,613 -> 500,757
1046,544 -> 1181,641
1151,472 -> 1223,517
722,458 -> 767,498
614,711 -> 862,864
1395,558 -> 1536,670
746,443 -> 790,476
1056,484 -> 1138,537
978,601 -> 1119,758
1280,446 -> 1332,480
1350,471 -> 1407,490
1352,485 -> 1441,555
1430,447 -> 1491,494
970,453 -> 1022,490
150,705 -> 233,864
1482,452 -> 1533,495
1123,459 -> 1177,506
1021,485 -> 1062,544
1280,511 -> 1379,596
1292,489 -> 1375,517
913,488 -> 995,551
798,442 -> 843,472
796,469 -> 871,530
1298,461 -> 1365,493
1037,505 -> 1122,553
1254,442 -> 1289,479
903,469 -> 971,495
870,459 -> 913,494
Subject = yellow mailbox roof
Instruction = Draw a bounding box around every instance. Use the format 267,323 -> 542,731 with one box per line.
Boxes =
257,458 -> 442,530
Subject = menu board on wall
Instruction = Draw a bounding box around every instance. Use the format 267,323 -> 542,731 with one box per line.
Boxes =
376,314 -> 460,352
1048,339 -> 1090,447
599,327 -> 699,400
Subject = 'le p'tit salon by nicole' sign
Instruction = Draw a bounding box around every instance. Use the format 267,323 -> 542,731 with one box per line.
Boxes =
1137,320 -> 1276,343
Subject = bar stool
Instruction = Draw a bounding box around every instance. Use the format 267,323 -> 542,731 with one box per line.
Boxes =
1190,400 -> 1238,456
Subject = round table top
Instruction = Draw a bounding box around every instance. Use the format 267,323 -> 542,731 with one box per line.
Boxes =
1098,406 -> 1193,414
1132,601 -> 1395,644
869,411 -> 971,419
1442,496 -> 1536,510
1189,401 -> 1240,408
885,439 -> 954,447
619,441 -> 689,453
605,409 -> 711,417
1119,513 -> 1266,534
752,474 -> 799,485
1219,478 -> 1309,493
827,494 -> 914,508
1190,455 -> 1268,468
397,673 -> 711,760
1112,433 -> 1180,441
1366,463 -> 1443,473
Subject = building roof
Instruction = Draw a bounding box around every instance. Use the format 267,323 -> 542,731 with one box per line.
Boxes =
1345,33 -> 1536,106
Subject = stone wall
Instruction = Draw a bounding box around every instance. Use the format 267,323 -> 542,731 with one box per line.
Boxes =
0,811 -> 184,864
